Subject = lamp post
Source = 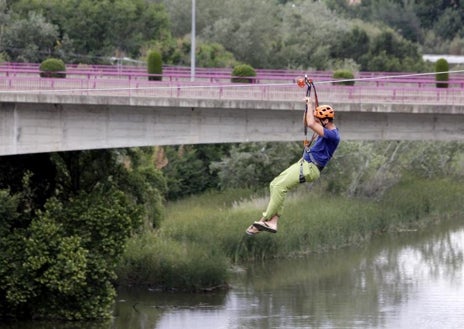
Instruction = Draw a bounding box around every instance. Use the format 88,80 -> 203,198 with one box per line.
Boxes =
190,0 -> 196,81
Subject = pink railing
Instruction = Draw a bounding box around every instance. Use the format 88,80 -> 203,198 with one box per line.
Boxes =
1,63 -> 463,105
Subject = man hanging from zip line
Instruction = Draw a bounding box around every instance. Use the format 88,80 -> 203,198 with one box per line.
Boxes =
246,96 -> 340,235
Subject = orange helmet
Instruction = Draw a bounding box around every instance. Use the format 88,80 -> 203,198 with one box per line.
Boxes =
314,105 -> 335,119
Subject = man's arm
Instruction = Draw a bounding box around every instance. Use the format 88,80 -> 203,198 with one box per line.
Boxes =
304,97 -> 324,136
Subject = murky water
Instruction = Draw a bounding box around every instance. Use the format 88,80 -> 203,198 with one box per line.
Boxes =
2,219 -> 464,329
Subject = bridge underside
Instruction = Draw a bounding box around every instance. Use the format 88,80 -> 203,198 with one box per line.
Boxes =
0,100 -> 463,156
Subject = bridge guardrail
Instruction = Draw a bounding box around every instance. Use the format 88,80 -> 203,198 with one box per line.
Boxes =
1,76 -> 464,106
1,64 -> 464,106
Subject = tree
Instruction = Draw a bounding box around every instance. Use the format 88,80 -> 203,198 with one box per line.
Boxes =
433,7 -> 462,40
10,0 -> 171,62
147,50 -> 163,81
210,142 -> 301,190
231,64 -> 256,83
272,1 -> 351,70
195,41 -> 237,67
39,58 -> 66,78
360,30 -> 426,72
0,189 -> 142,320
370,1 -> 422,42
0,11 -> 61,62
161,144 -> 230,200
0,0 -> 11,48
435,57 -> 449,88
330,26 -> 370,63
0,154 -> 57,218
0,149 -> 166,320
414,0 -> 454,30
199,0 -> 280,68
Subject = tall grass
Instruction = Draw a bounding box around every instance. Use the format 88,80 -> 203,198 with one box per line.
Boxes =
117,178 -> 464,290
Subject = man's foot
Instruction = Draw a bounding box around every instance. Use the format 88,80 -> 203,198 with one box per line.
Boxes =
245,224 -> 261,236
252,220 -> 277,233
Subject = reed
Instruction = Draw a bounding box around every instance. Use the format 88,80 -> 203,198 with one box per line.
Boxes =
116,232 -> 229,291
117,177 -> 464,290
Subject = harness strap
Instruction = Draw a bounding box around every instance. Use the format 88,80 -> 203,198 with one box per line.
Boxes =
299,158 -> 306,183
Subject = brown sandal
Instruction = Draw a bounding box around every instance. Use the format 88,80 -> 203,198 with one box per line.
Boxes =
253,221 -> 277,233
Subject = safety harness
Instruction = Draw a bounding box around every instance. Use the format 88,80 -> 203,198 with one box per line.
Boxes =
298,75 -> 320,183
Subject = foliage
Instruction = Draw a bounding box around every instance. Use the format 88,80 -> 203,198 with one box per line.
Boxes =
161,144 -> 230,200
0,11 -> 62,63
360,30 -> 428,72
330,26 -> 370,64
117,175 -> 464,290
145,37 -> 238,68
3,0 -> 463,69
117,231 -> 229,291
196,41 -> 238,68
0,154 -> 57,218
118,148 -> 168,228
0,190 -> 20,237
326,0 -> 464,56
208,141 -> 464,200
433,7 -> 462,41
322,140 -> 464,198
147,50 -> 162,81
231,64 -> 256,83
198,0 -> 281,68
0,149 -> 167,320
39,58 -> 66,78
210,142 -> 301,189
10,0 -> 171,62
274,1 -> 351,70
0,189 -> 142,320
332,69 -> 355,86
435,58 -> 449,88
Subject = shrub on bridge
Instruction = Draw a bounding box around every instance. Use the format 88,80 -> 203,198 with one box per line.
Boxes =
39,58 -> 66,78
147,50 -> 163,81
435,58 -> 449,88
332,69 -> 355,86
231,64 -> 256,83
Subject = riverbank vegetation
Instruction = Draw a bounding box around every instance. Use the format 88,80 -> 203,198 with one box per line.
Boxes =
116,175 -> 464,291
0,139 -> 463,320
116,140 -> 464,292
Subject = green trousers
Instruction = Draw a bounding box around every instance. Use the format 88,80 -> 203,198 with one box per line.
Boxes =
262,159 -> 320,219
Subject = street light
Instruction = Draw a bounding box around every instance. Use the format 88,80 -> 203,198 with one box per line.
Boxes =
191,0 -> 196,81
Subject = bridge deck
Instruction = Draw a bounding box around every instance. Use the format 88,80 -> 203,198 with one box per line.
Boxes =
0,64 -> 463,156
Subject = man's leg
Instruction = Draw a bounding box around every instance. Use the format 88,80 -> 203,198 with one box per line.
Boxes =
262,160 -> 315,219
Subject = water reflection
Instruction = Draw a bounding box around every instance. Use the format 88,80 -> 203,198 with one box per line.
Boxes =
113,288 -> 227,329
233,221 -> 464,329
232,219 -> 464,328
1,219 -> 463,329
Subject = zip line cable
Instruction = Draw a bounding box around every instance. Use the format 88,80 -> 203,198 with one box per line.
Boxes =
312,69 -> 464,86
1,69 -> 464,95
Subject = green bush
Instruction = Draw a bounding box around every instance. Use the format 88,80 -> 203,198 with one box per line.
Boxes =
231,64 -> 256,83
332,69 -> 355,86
0,190 -> 143,320
147,50 -> 163,81
435,58 -> 449,88
39,58 -> 66,78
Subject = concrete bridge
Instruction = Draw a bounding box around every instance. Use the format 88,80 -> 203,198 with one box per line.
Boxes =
1,64 -> 463,156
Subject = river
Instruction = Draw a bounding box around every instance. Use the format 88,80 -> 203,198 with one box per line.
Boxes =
2,219 -> 464,329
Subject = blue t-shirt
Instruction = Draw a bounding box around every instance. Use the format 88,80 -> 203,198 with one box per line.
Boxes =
304,128 -> 340,167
